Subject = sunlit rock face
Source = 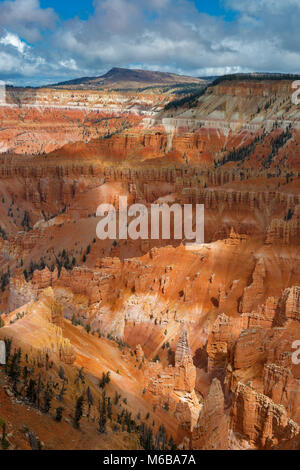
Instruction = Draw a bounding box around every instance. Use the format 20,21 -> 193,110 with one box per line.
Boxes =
192,378 -> 229,450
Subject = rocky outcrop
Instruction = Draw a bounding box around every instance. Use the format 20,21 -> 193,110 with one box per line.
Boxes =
1,76 -> 300,452
135,344 -> 144,362
240,258 -> 266,313
50,300 -> 64,327
242,295 -> 279,329
175,325 -> 192,366
33,267 -> 58,291
281,286 -> 300,321
231,382 -> 299,448
224,227 -> 248,246
207,314 -> 243,381
145,325 -> 196,396
144,324 -> 197,425
58,337 -> 76,365
263,364 -> 300,421
266,209 -> 300,245
7,270 -> 36,312
174,326 -> 196,393
192,378 -> 229,450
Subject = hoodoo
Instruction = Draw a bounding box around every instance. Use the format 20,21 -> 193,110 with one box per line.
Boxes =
0,56 -> 300,453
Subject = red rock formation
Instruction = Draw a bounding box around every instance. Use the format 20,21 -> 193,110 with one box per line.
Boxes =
145,325 -> 196,396
1,77 -> 300,450
231,382 -> 299,449
263,364 -> 300,422
207,314 -> 243,381
192,378 -> 229,449
135,344 -> 144,362
240,258 -> 266,313
50,300 -> 64,327
280,286 -> 300,323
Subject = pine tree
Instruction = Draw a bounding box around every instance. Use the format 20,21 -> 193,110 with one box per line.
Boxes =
139,423 -> 154,450
107,397 -> 112,421
59,365 -> 66,381
43,384 -> 53,413
26,378 -> 37,403
86,386 -> 94,420
99,371 -> 110,389
36,374 -> 43,410
168,436 -> 177,450
74,367 -> 85,386
155,425 -> 167,450
8,348 -> 21,394
74,395 -> 84,428
58,381 -> 67,402
0,418 -> 9,450
114,391 -> 121,405
55,407 -> 64,422
98,391 -> 107,433
22,366 -> 29,388
98,412 -> 107,434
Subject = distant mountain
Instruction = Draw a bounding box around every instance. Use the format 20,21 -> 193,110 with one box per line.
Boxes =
198,75 -> 219,83
49,67 -> 206,90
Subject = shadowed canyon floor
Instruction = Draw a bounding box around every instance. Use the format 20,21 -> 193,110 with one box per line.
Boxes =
0,74 -> 300,450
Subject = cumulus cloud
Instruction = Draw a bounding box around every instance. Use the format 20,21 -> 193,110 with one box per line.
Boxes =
0,0 -> 299,85
51,0 -> 300,79
226,0 -> 300,15
0,31 -> 28,54
0,0 -> 57,42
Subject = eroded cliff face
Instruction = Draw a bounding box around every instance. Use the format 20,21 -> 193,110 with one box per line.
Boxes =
0,77 -> 300,450
231,382 -> 299,449
192,378 -> 229,450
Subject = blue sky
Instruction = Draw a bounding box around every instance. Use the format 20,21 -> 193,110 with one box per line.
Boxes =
0,0 -> 299,86
40,0 -> 94,20
39,0 -> 235,21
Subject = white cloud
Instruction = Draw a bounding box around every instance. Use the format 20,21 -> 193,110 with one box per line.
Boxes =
226,0 -> 300,14
0,31 -> 28,54
0,0 -> 57,41
0,0 -> 300,85
59,58 -> 78,71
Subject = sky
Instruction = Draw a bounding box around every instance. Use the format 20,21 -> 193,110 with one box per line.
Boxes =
0,0 -> 299,86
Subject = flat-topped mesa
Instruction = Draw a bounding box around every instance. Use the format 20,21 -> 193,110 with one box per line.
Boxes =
175,324 -> 193,366
212,78 -> 295,98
